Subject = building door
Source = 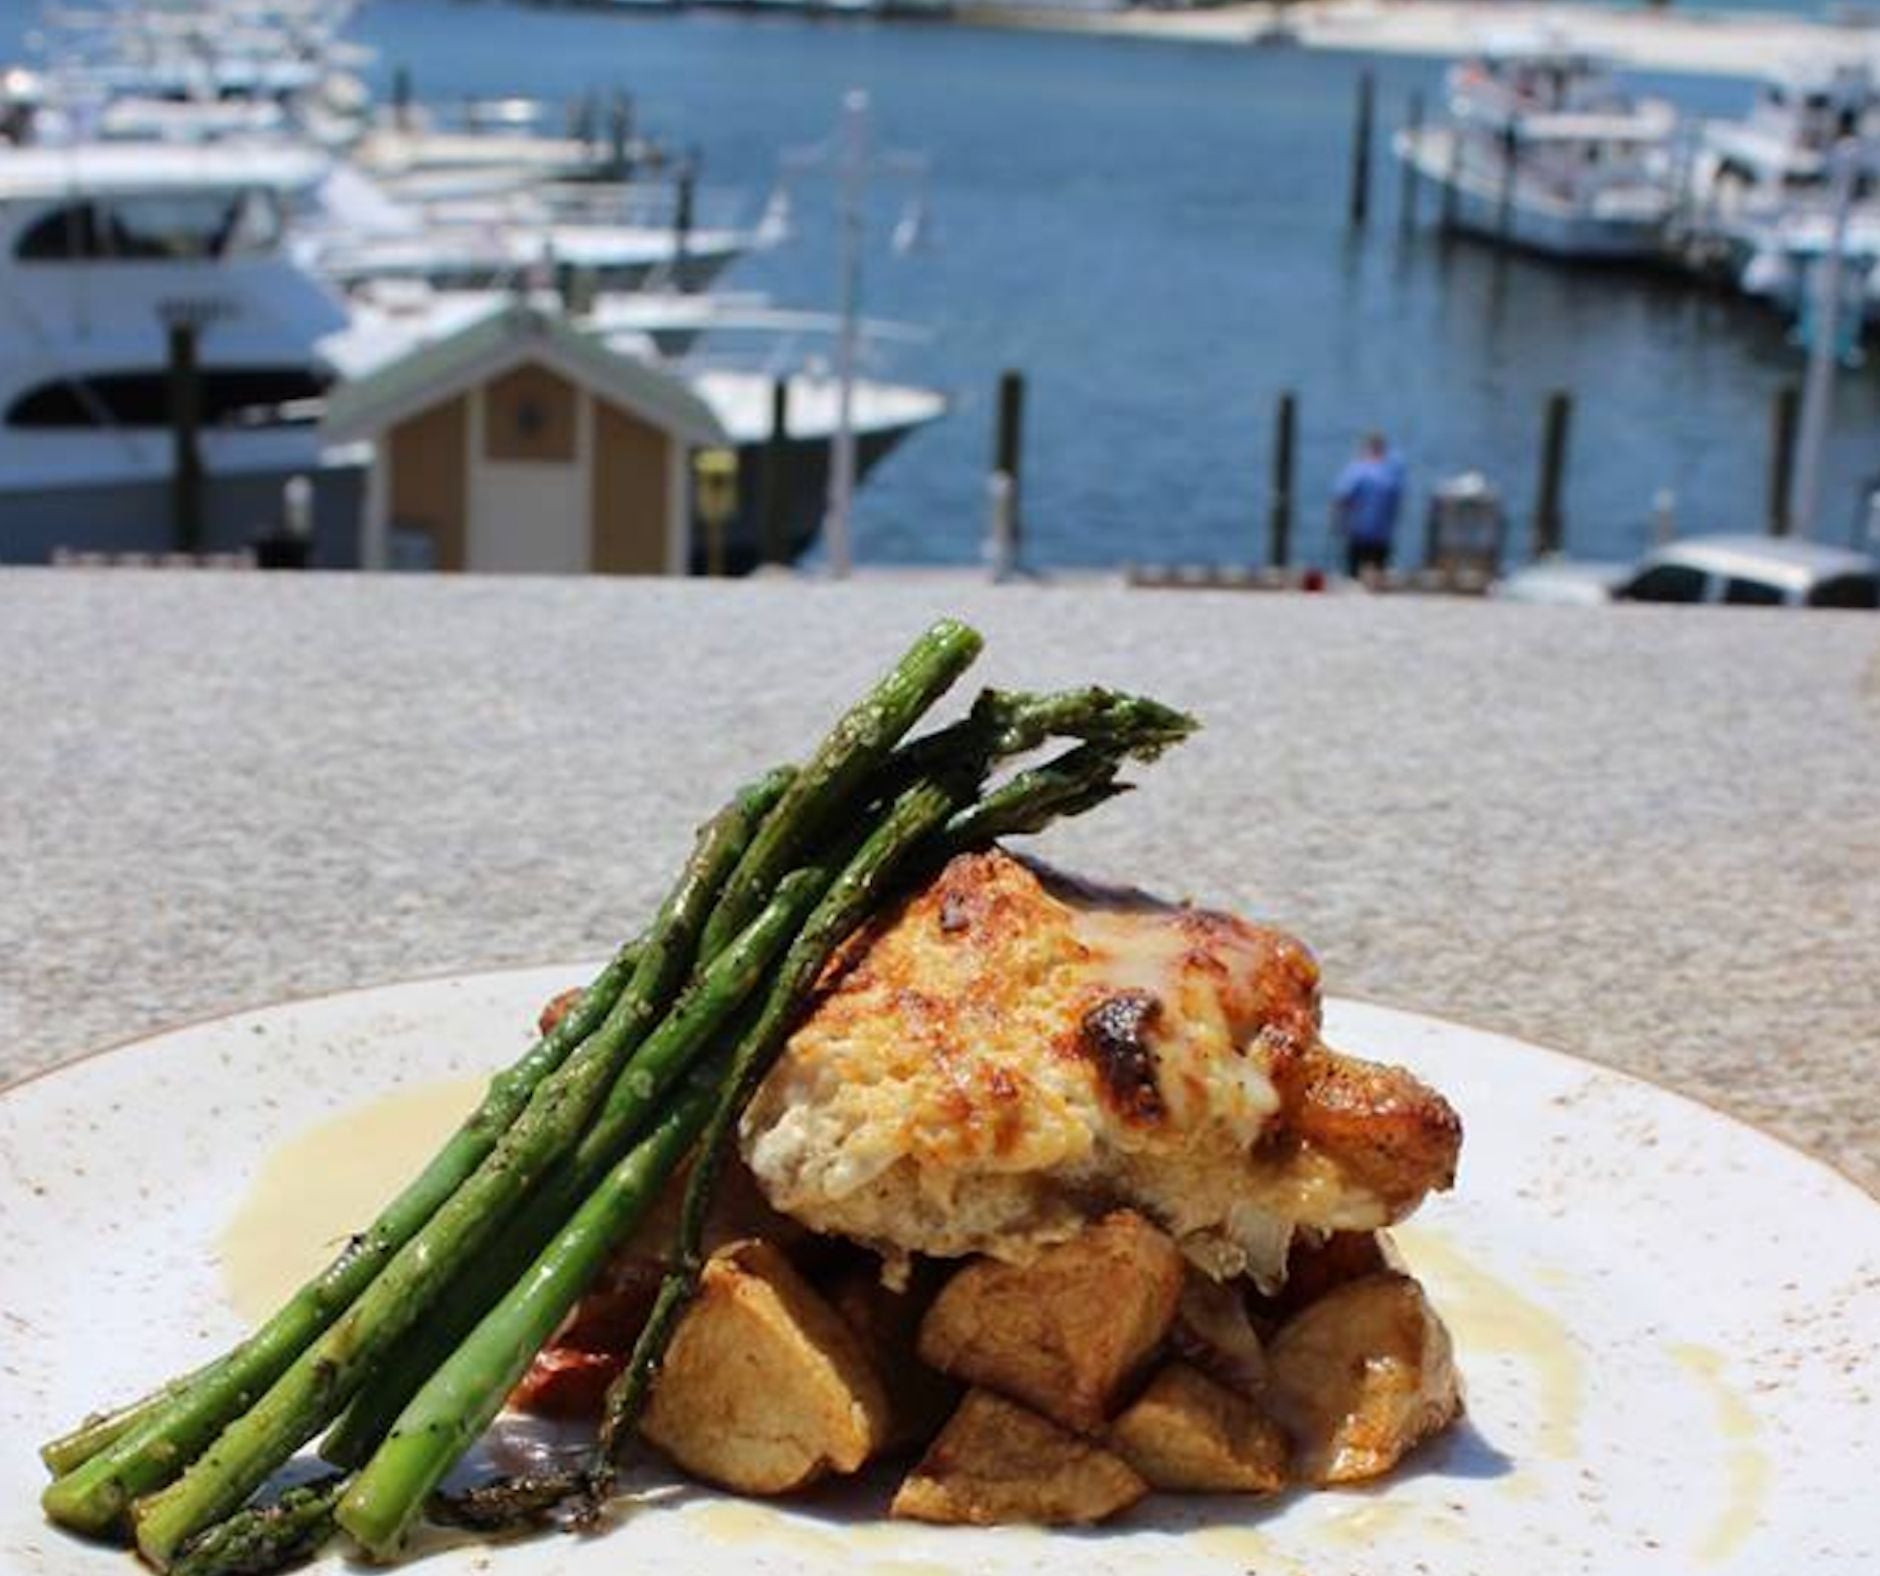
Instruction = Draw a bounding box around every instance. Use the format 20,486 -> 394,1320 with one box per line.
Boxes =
467,368 -> 590,574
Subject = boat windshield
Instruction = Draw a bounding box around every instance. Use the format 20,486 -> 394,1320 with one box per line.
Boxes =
15,187 -> 283,263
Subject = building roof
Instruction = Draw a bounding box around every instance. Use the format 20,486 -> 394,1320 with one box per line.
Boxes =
320,302 -> 730,448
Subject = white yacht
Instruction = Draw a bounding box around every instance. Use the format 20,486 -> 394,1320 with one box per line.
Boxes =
1394,34 -> 1678,260
302,174 -> 755,296
1679,59 -> 1880,331
0,142 -> 358,558
1688,59 -> 1880,220
0,142 -> 946,567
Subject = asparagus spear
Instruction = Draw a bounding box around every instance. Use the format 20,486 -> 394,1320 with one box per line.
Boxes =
38,931 -> 650,1537
335,1070 -> 726,1557
323,645 -> 1005,1471
335,782 -> 954,1552
939,739 -> 1139,851
169,1477 -> 348,1576
890,686 -> 1195,786
320,862 -> 835,1471
697,618 -> 982,959
40,1362 -> 222,1479
590,776 -> 964,1483
127,781 -> 783,1566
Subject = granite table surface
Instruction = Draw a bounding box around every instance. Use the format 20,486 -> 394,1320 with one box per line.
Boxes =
3,570 -> 1876,1197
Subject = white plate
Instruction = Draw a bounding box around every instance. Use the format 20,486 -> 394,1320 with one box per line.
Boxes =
3,967 -> 1876,1575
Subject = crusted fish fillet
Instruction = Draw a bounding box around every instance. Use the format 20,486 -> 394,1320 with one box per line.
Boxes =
741,851 -> 1461,1287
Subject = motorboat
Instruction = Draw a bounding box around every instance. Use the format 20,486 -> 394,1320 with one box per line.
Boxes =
301,174 -> 757,296
1677,59 -> 1880,333
0,142 -> 358,560
1687,59 -> 1880,221
0,141 -> 946,569
1394,32 -> 1678,260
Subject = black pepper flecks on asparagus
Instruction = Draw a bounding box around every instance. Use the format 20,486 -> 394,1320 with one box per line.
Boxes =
168,1476 -> 349,1576
696,618 -> 982,960
127,775 -> 786,1566
38,925 -> 653,1538
586,707 -> 1195,1492
588,775 -> 967,1497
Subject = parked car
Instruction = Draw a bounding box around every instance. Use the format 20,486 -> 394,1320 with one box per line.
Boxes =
1495,535 -> 1879,608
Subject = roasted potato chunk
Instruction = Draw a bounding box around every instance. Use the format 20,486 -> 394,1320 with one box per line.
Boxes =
824,1261 -> 959,1451
916,1211 -> 1183,1432
640,1239 -> 892,1495
892,1388 -> 1147,1526
1265,1271 -> 1462,1485
1108,1362 -> 1289,1494
1170,1269 -> 1267,1397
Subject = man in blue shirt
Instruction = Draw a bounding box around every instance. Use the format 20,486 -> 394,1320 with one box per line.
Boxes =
1332,432 -> 1406,583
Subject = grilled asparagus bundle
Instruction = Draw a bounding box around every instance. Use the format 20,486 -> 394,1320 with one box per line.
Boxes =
39,619 -> 1196,1574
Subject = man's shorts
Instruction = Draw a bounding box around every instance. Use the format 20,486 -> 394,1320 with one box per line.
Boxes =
1346,539 -> 1390,578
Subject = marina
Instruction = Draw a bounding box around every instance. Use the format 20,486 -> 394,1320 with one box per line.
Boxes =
0,0 -> 1876,574
0,7 -> 952,568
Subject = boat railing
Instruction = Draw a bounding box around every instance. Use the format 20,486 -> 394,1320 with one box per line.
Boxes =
666,331 -> 917,385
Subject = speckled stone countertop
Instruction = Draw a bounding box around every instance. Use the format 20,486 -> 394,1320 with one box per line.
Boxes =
4,570 -> 1876,1195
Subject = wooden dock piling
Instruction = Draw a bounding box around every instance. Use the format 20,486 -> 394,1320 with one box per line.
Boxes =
1269,390 -> 1296,568
391,65 -> 412,133
166,318 -> 203,557
608,91 -> 634,180
1497,123 -> 1519,244
993,369 -> 1026,562
569,91 -> 597,149
673,156 -> 696,283
1349,71 -> 1375,228
1533,390 -> 1573,558
1440,123 -> 1462,234
759,377 -> 791,568
1400,90 -> 1423,233
1768,384 -> 1800,537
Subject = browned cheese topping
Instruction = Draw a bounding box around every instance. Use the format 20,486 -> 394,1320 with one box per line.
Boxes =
741,850 -> 1460,1286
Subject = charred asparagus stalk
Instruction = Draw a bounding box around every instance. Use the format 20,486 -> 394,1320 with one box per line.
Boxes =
38,925 -> 657,1536
697,618 -> 982,959
127,779 -> 783,1565
334,1066 -> 729,1557
590,776 -> 967,1488
169,1477 -> 349,1576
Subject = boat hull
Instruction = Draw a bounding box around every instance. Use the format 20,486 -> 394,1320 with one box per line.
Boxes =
1396,129 -> 1670,262
0,458 -> 366,567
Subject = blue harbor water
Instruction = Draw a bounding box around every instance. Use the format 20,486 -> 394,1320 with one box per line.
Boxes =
5,1 -> 1876,567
